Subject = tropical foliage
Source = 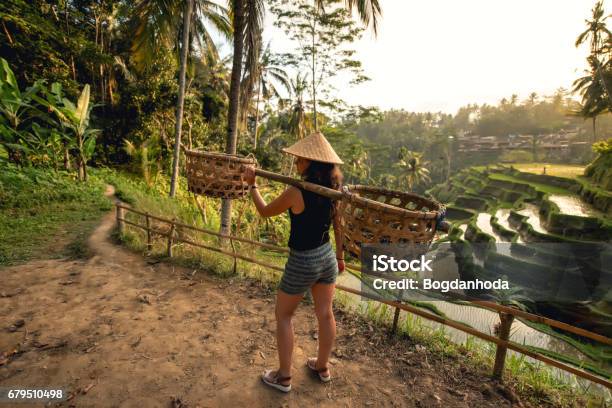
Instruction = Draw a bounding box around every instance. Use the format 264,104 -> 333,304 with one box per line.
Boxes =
1,0 -> 610,210
573,1 -> 612,141
585,138 -> 612,189
0,58 -> 98,180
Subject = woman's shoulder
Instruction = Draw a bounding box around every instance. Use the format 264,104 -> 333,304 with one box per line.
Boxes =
285,185 -> 302,196
284,186 -> 305,204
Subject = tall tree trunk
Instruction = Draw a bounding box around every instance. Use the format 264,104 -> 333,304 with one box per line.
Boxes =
78,159 -> 84,181
220,0 -> 245,236
169,0 -> 194,198
592,116 -> 597,143
77,134 -> 85,181
65,2 -> 77,81
311,14 -> 317,131
253,78 -> 261,149
82,153 -> 88,182
63,143 -> 71,171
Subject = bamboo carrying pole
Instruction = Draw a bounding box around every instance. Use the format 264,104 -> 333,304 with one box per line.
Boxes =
254,168 -> 343,200
113,204 -> 612,388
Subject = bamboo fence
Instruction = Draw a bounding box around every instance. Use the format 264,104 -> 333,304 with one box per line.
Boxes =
115,203 -> 612,389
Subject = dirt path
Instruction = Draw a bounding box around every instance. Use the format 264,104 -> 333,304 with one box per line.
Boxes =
0,193 -> 533,407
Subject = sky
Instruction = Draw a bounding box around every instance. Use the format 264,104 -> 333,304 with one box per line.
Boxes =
219,0 -> 602,115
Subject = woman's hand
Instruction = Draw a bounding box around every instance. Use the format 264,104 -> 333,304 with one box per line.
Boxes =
337,258 -> 345,274
244,165 -> 256,186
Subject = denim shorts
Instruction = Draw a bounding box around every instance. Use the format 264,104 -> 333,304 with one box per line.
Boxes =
279,241 -> 338,295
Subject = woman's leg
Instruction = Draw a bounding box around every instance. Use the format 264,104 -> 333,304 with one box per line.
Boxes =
311,282 -> 336,373
275,290 -> 303,379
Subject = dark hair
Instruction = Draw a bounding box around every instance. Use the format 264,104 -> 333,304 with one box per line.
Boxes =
302,160 -> 343,217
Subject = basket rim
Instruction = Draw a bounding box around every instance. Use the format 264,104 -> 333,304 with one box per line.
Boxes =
343,184 -> 443,220
185,149 -> 256,164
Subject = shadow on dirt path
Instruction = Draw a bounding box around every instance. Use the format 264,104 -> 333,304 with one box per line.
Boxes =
0,188 -> 529,407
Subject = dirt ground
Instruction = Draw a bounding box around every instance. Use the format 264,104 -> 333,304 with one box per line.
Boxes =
0,198 -> 539,407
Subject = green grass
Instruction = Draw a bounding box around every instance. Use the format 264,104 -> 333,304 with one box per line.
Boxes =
488,172 -> 572,195
0,164 -> 112,265
512,163 -> 586,179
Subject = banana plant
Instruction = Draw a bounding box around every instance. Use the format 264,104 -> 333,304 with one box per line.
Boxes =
0,57 -> 44,165
124,136 -> 162,186
43,83 -> 99,181
25,123 -> 65,168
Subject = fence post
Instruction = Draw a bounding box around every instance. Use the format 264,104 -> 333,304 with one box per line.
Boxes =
492,312 -> 514,380
229,235 -> 238,275
167,219 -> 176,257
116,205 -> 125,234
145,212 -> 152,252
391,306 -> 401,335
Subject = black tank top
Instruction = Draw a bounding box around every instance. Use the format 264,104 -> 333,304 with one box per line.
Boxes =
288,187 -> 333,250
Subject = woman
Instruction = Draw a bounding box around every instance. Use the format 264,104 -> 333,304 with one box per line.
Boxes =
243,132 -> 345,393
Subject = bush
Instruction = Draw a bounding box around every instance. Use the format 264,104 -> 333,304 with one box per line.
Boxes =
584,138 -> 612,190
0,163 -> 109,209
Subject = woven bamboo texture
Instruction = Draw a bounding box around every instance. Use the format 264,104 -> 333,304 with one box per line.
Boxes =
340,185 -> 443,257
185,150 -> 255,199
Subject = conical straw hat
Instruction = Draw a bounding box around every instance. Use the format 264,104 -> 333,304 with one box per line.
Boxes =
282,132 -> 344,164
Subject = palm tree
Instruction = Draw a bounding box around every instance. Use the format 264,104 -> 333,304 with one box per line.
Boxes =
573,1 -> 612,142
219,0 -> 265,237
220,0 -> 382,235
309,0 -> 381,130
130,0 -> 231,197
527,92 -> 538,106
573,57 -> 610,142
394,148 -> 431,191
240,43 -> 290,149
575,1 -> 609,55
345,142 -> 369,183
193,50 -> 231,100
316,0 -> 382,35
284,72 -> 312,141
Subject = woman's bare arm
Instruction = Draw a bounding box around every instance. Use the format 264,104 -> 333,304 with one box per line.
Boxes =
250,186 -> 300,218
244,165 -> 302,217
333,210 -> 345,272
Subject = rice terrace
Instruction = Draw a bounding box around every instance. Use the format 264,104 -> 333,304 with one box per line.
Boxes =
1,0 -> 612,407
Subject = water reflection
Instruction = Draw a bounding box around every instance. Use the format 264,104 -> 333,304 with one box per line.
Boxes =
549,195 -> 601,217
495,208 -> 524,243
518,203 -> 547,233
457,224 -> 467,240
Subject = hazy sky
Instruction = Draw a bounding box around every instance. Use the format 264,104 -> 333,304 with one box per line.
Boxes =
219,1 -> 601,114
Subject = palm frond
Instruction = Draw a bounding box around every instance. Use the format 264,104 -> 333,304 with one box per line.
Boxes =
315,0 -> 382,34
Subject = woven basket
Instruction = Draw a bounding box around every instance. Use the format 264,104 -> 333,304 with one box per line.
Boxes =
185,150 -> 256,199
340,185 -> 443,257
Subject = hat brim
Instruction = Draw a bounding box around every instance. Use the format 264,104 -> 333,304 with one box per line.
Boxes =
282,147 -> 344,164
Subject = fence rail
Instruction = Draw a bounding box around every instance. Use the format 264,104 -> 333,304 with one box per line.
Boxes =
115,203 -> 612,388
